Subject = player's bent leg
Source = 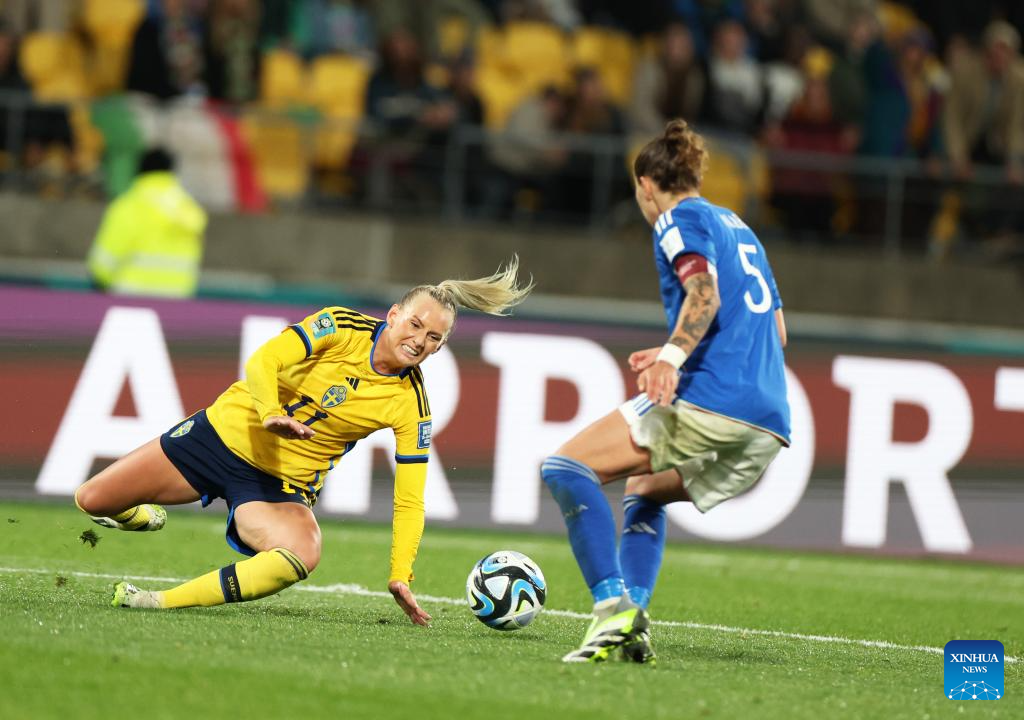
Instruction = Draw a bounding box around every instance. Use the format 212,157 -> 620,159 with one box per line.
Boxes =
117,501 -> 320,610
75,439 -> 200,532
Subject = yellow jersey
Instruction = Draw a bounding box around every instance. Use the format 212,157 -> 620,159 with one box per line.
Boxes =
205,306 -> 432,583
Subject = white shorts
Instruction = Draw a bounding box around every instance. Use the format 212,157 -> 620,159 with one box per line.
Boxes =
619,395 -> 784,513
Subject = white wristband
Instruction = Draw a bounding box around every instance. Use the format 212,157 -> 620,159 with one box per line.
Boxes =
655,343 -> 687,370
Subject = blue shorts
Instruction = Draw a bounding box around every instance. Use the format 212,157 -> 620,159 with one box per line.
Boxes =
160,410 -> 319,557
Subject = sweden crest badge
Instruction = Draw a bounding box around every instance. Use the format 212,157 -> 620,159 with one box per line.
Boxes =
322,385 -> 347,408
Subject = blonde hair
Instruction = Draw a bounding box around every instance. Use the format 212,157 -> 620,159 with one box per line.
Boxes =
399,255 -> 533,326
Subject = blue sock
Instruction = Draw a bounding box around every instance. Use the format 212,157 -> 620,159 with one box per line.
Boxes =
541,456 -> 625,604
619,494 -> 667,609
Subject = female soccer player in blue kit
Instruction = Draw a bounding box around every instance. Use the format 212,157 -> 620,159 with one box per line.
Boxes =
543,120 -> 791,663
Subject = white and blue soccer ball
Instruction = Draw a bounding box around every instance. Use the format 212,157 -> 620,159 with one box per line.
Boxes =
466,550 -> 546,630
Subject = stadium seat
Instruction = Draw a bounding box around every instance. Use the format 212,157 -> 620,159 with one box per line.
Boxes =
475,22 -> 570,128
88,45 -> 133,95
240,114 -> 309,200
438,15 -> 471,59
19,33 -> 90,101
68,102 -> 104,174
82,0 -> 145,48
306,55 -> 370,170
475,65 -> 534,128
477,22 -> 569,92
261,49 -> 307,109
700,142 -> 748,212
307,54 -> 370,115
571,27 -> 636,105
878,2 -> 921,40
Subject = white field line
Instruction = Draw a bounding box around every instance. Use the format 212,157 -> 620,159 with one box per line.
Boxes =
1,564 -> 1016,664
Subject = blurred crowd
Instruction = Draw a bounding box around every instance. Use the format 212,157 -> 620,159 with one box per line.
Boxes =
1,0 -> 1023,252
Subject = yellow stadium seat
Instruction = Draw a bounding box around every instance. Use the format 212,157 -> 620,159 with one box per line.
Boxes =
572,26 -> 636,105
240,114 -> 309,200
19,33 -> 91,101
261,49 -> 307,109
478,22 -> 569,93
878,1 -> 921,41
307,54 -> 371,115
89,44 -> 133,95
474,25 -> 504,69
82,0 -> 145,47
312,111 -> 363,170
69,102 -> 104,174
438,15 -> 471,59
305,55 -> 370,170
475,65 -> 534,129
701,142 -> 747,211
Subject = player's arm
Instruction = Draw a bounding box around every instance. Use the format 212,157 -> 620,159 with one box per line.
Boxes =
245,309 -> 347,440
244,330 -> 317,440
775,308 -> 787,348
639,253 -> 720,406
388,458 -> 431,626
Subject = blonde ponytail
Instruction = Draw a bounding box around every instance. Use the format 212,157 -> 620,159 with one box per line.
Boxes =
399,255 -> 533,324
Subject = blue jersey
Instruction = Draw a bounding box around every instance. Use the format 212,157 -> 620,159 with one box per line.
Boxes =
652,197 -> 790,444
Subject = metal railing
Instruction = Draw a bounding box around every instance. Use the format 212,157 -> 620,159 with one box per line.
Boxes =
1,89 -> 1019,257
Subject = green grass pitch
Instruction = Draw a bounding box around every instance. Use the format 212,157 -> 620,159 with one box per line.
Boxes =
1,500 -> 1020,719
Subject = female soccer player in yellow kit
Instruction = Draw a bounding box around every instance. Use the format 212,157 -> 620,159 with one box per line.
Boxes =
74,259 -> 532,624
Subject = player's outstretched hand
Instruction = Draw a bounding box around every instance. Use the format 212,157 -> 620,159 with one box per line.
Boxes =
263,415 -> 316,440
638,360 -> 681,407
388,580 -> 432,627
628,347 -> 661,374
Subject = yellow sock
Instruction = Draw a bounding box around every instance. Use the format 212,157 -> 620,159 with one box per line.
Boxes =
72,488 -> 153,530
159,548 -> 309,609
108,506 -> 154,530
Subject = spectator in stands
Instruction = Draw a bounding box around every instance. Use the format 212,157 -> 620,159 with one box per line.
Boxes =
374,0 -> 490,62
565,67 -> 625,137
629,22 -> 707,138
0,18 -> 74,178
827,10 -> 874,138
203,0 -> 261,104
0,19 -> 28,165
356,28 -> 458,204
801,0 -> 877,53
706,20 -> 767,134
859,26 -> 944,159
127,0 -> 205,100
263,0 -> 376,61
484,85 -> 568,218
945,20 -> 1024,184
764,47 -> 857,241
0,0 -> 80,35
557,68 -> 626,216
943,20 -> 1024,251
87,148 -> 208,298
667,0 -> 744,59
577,0 -> 671,36
491,0 -> 581,31
744,0 -> 796,62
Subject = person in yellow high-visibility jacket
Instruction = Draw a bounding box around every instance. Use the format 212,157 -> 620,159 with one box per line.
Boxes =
87,148 -> 207,298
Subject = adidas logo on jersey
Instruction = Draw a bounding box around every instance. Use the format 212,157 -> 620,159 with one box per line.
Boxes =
346,377 -> 360,390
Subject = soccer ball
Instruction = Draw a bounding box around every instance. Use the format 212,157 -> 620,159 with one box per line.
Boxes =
465,550 -> 546,630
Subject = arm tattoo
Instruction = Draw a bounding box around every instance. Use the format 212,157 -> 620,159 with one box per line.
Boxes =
669,272 -> 719,353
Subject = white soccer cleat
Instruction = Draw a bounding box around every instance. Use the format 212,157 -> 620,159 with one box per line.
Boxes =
91,504 -> 167,532
111,581 -> 162,609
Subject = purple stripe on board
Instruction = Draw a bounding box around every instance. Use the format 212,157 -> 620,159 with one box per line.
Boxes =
0,286 -> 662,344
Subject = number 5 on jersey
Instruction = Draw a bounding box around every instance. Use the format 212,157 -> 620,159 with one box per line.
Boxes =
738,243 -> 772,314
